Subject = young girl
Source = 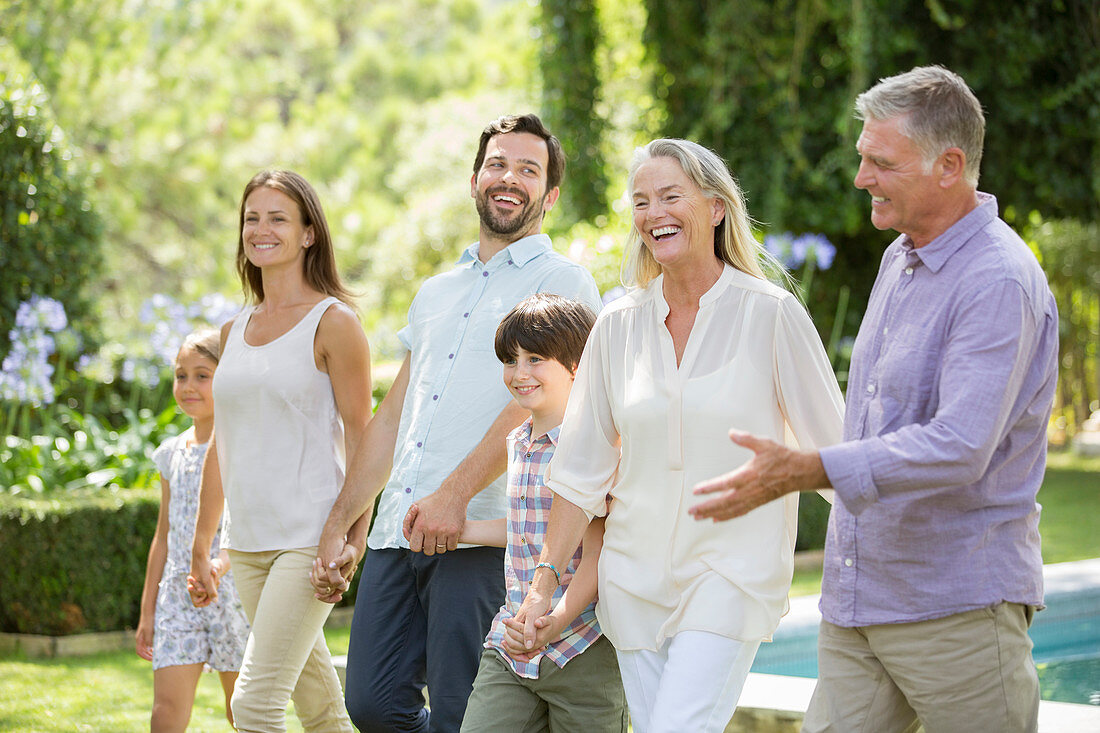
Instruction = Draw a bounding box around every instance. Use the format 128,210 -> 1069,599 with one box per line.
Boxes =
136,328 -> 250,732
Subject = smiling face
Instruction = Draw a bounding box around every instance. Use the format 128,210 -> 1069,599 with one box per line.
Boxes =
631,156 -> 724,272
241,186 -> 313,271
471,131 -> 559,245
172,345 -> 216,425
854,115 -> 949,246
501,346 -> 575,435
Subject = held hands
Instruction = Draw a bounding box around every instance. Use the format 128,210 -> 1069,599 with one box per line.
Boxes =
402,491 -> 466,556
310,539 -> 363,604
501,611 -> 564,662
690,430 -> 826,521
187,551 -> 221,608
510,566 -> 557,654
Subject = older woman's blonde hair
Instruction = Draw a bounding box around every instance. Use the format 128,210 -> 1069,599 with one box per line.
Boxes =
622,139 -> 782,288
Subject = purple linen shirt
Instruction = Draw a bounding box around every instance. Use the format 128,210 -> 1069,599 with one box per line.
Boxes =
819,193 -> 1058,627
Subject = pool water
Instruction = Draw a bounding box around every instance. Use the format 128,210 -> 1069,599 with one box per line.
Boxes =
750,562 -> 1100,707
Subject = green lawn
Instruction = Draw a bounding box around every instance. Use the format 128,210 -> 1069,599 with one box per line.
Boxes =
1,455 -> 1096,730
0,627 -> 352,732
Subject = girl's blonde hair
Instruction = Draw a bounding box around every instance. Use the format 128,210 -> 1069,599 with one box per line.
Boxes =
622,138 -> 786,288
178,327 -> 220,365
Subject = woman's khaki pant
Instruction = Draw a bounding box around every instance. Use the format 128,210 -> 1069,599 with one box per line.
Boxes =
228,547 -> 353,733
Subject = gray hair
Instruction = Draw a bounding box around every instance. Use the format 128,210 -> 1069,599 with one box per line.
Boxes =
855,65 -> 985,186
623,139 -> 783,288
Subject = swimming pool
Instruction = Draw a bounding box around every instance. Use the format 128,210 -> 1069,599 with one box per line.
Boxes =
751,558 -> 1100,706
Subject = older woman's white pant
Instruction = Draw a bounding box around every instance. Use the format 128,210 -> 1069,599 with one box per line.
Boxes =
615,630 -> 761,733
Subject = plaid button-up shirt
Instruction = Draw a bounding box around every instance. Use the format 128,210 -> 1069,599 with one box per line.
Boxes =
483,418 -> 602,678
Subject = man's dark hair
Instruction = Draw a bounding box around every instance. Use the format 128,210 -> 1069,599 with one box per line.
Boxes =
495,293 -> 596,372
473,113 -> 565,191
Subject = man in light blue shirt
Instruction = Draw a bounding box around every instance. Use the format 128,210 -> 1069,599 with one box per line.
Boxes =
317,113 -> 601,732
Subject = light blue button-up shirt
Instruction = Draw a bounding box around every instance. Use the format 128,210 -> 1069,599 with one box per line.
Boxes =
368,234 -> 602,550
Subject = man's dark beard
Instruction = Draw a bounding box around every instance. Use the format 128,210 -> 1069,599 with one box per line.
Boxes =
475,186 -> 544,236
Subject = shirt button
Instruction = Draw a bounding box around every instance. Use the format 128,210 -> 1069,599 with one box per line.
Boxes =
416,441 -> 423,448
520,536 -> 526,544
482,271 -> 489,277
405,487 -> 412,494
432,394 -> 438,400
844,558 -> 853,567
463,312 -> 469,318
904,267 -> 914,275
520,495 -> 526,501
448,353 -> 454,359
526,453 -> 532,458
865,383 -> 876,395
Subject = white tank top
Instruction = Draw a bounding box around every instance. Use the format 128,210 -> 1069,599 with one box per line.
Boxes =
213,297 -> 345,552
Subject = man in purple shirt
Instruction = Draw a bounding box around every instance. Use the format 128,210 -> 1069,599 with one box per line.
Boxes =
691,66 -> 1057,732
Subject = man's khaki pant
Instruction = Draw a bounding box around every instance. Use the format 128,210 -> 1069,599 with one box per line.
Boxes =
802,602 -> 1039,733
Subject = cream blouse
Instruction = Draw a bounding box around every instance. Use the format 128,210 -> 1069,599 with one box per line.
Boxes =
546,264 -> 844,651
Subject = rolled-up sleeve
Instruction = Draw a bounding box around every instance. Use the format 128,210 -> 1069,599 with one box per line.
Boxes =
823,278 -> 1040,516
545,314 -> 619,520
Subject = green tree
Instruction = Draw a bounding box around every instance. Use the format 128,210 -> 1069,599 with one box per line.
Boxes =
0,49 -> 102,347
1,0 -> 544,357
539,0 -> 610,228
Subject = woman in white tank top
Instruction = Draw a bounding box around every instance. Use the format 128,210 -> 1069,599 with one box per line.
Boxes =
189,170 -> 371,733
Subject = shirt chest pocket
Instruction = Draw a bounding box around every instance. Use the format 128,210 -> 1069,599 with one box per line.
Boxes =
464,300 -> 513,353
878,323 -> 943,420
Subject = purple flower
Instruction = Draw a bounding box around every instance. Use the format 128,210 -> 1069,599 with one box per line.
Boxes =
120,357 -> 162,389
14,296 -> 67,332
763,232 -> 800,269
763,232 -> 836,271
140,293 -> 188,328
0,339 -> 56,406
191,293 -> 241,327
794,233 -> 836,271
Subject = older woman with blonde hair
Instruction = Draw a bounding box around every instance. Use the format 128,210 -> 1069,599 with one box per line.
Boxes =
512,139 -> 844,732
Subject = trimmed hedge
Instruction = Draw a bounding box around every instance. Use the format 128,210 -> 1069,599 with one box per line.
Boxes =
0,491 -> 363,635
0,490 -> 158,634
795,491 -> 831,552
0,484 -> 824,636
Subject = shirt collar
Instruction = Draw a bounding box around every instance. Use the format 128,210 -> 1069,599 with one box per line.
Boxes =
510,416 -> 560,448
905,192 -> 998,274
456,233 -> 553,269
650,261 -> 737,317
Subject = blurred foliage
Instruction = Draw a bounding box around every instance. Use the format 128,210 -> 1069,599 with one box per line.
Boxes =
1032,218 -> 1100,433
1,404 -> 181,496
538,0 -> 610,226
1,0 -> 1098,427
0,0 -> 545,360
796,491 -> 831,552
0,48 -> 103,356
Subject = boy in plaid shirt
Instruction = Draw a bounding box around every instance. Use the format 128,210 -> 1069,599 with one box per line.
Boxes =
458,293 -> 626,732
